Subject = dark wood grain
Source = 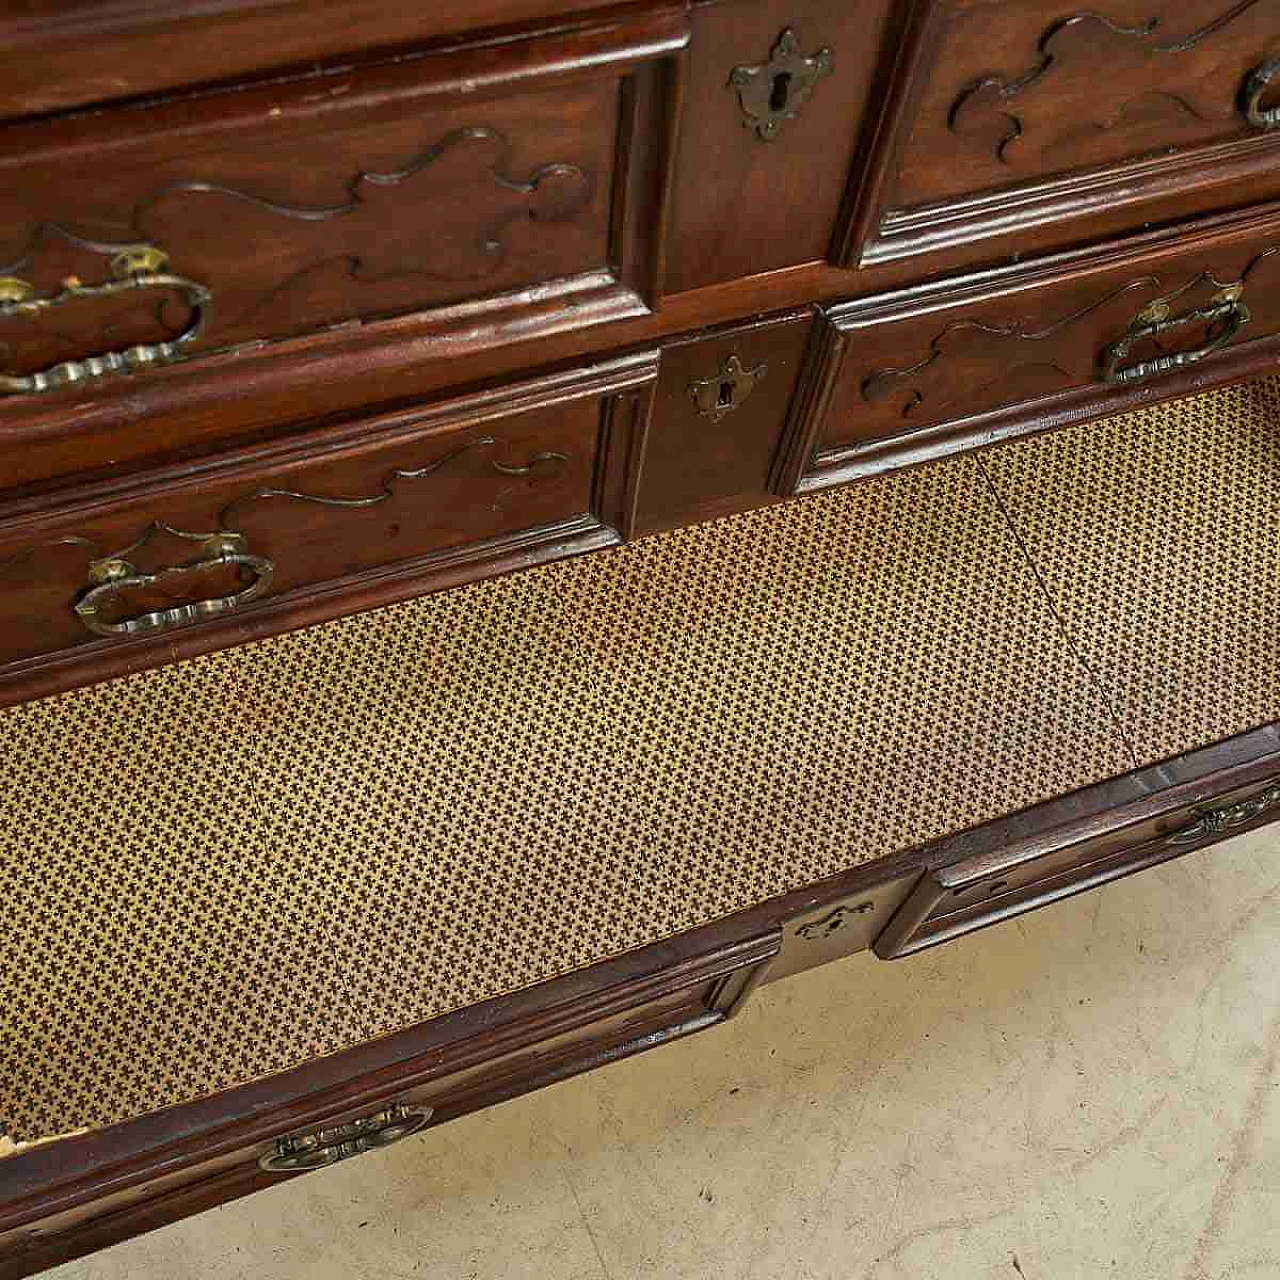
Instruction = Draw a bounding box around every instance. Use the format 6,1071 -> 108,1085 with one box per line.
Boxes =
0,9 -> 685,391
0,0 -> 657,121
6,719 -> 1280,1275
858,0 -> 1280,266
0,933 -> 780,1278
876,751 -> 1280,957
632,308 -> 813,535
0,351 -> 657,706
663,0 -> 893,292
778,201 -> 1280,493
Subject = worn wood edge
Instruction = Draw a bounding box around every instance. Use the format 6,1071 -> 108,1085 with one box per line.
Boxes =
4,717 -> 1279,1254
795,329 -> 1280,493
0,0 -> 687,126
833,0 -> 947,267
0,933 -> 780,1233
866,132 -> 1280,267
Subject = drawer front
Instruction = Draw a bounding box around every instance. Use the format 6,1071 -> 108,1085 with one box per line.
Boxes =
777,207 -> 1280,492
0,353 -> 655,703
875,773 -> 1280,958
864,0 -> 1280,264
0,935 -> 776,1275
633,309 -> 815,535
0,12 -> 682,402
770,872 -> 920,982
663,0 -> 895,292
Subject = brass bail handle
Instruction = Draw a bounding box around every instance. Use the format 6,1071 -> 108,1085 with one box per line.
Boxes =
0,246 -> 211,396
259,1105 -> 433,1174
1101,290 -> 1250,386
74,531 -> 274,638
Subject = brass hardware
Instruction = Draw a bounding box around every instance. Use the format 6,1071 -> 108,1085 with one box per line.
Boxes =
796,902 -> 873,941
688,354 -> 767,421
0,246 -> 210,396
259,1104 -> 431,1174
1167,783 -> 1280,847
1242,56 -> 1280,130
74,530 -> 274,638
1102,288 -> 1249,385
0,278 -> 35,304
729,28 -> 832,141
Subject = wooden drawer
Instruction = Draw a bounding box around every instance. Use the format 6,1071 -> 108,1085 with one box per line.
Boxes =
861,0 -> 1280,266
0,352 -> 655,706
770,872 -> 920,982
0,10 -> 682,406
875,773 -> 1280,958
776,204 -> 1280,493
0,934 -> 777,1277
633,309 -> 815,535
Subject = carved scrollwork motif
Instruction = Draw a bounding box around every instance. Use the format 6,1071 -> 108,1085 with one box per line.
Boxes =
948,2 -> 1264,165
0,127 -> 594,389
0,437 -> 569,637
860,245 -> 1279,422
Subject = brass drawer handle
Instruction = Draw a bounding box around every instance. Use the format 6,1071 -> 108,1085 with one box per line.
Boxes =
259,1105 -> 432,1174
1241,56 -> 1280,131
0,247 -> 210,396
1166,783 -> 1280,847
1101,292 -> 1249,385
74,531 -> 273,638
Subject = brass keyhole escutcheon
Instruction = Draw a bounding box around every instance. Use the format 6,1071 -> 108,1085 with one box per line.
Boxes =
729,28 -> 833,141
688,354 -> 767,422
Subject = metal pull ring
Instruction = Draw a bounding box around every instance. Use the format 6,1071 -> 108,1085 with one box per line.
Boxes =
1166,783 -> 1280,848
0,246 -> 210,396
1241,56 -> 1280,131
1101,295 -> 1250,386
74,531 -> 274,637
259,1105 -> 432,1174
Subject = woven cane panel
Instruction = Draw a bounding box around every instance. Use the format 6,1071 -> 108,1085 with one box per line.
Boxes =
1,454 -> 1130,1142
981,376 -> 1280,766
231,458 -> 1128,1066
0,661 -> 363,1146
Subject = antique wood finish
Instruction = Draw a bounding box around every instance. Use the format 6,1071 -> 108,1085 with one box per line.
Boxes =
777,202 -> 1280,494
0,352 -> 656,708
0,9 -> 684,400
0,0 -> 646,121
662,0 -> 894,293
632,307 -> 813,534
770,872 -> 921,982
0,933 -> 780,1278
858,0 -> 1280,267
5,722 -> 1280,1276
876,760 -> 1280,958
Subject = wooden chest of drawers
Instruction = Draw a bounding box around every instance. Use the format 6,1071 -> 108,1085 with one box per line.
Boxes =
4,0 -> 1280,1272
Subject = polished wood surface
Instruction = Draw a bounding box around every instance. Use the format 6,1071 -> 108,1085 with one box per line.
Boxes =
4,0 -> 1280,1270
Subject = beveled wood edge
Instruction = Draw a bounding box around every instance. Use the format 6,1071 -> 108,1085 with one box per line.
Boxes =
0,0 -> 689,128
832,0 -> 947,267
0,351 -> 660,708
868,131 -> 1280,267
13,197 -> 1280,498
875,740 -> 1280,958
0,932 -> 781,1232
792,330 -> 1280,494
4,720 -> 1279,1255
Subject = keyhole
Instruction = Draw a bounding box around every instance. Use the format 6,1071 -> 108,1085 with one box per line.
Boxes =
770,71 -> 792,113
718,380 -> 735,408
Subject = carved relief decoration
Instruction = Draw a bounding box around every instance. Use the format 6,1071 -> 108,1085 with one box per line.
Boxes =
948,2 -> 1265,166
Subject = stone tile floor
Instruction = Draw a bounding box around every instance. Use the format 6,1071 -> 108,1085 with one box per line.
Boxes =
49,825 -> 1279,1280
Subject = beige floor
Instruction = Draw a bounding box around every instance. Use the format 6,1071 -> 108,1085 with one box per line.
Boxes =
50,825 -> 1279,1280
